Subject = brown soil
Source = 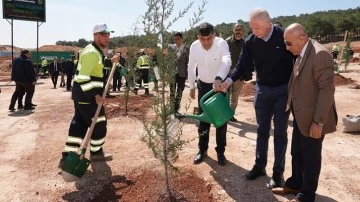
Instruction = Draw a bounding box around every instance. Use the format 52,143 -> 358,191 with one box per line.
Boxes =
240,82 -> 255,97
114,169 -> 213,202
335,74 -> 355,86
104,94 -> 153,120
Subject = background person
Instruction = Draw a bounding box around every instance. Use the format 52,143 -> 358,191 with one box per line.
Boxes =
49,57 -> 60,88
225,23 -> 245,122
9,50 -> 36,111
168,32 -> 189,115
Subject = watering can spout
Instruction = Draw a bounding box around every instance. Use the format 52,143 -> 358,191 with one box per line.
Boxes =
182,113 -> 212,124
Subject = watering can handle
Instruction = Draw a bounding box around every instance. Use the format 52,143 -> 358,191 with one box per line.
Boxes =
199,89 -> 230,105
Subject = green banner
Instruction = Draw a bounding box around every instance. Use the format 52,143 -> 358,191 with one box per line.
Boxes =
2,0 -> 46,22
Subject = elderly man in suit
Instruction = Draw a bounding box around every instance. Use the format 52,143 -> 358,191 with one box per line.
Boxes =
272,23 -> 338,202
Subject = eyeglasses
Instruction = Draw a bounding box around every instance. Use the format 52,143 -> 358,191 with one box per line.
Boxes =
234,29 -> 243,31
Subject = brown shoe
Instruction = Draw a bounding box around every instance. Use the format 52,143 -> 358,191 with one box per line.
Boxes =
272,187 -> 300,195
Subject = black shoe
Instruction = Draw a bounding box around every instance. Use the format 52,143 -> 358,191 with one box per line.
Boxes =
230,116 -> 238,122
31,103 -> 37,107
9,107 -> 15,112
90,152 -> 113,162
24,106 -> 35,110
18,105 -> 24,109
267,173 -> 284,188
217,153 -> 227,166
193,151 -> 207,164
245,165 -> 266,180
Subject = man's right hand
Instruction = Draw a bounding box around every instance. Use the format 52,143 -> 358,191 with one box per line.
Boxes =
190,89 -> 195,99
95,94 -> 104,105
220,79 -> 232,93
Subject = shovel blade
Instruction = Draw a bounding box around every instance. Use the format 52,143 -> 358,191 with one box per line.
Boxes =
61,151 -> 90,182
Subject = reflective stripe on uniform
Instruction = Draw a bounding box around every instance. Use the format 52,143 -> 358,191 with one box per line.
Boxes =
74,74 -> 91,82
96,116 -> 106,123
90,145 -> 102,152
66,136 -> 83,144
90,138 -> 105,146
63,145 -> 79,153
78,102 -> 90,105
80,81 -> 103,91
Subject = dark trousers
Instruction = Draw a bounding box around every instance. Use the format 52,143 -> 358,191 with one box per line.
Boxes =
285,118 -> 324,202
134,69 -> 150,93
332,51 -> 338,59
66,73 -> 72,90
62,101 -> 107,158
254,83 -> 289,174
197,80 -> 227,154
9,82 -> 34,109
112,73 -> 121,91
170,74 -> 186,112
60,72 -> 66,87
51,72 -> 59,87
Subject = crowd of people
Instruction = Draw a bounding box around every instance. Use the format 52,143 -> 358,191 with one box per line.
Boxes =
5,7 -> 339,202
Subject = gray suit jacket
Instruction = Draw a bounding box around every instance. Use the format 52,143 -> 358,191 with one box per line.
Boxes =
287,39 -> 338,136
169,43 -> 189,78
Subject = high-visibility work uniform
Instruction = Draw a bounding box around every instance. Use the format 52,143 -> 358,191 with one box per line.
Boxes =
134,53 -> 150,94
62,42 -> 107,158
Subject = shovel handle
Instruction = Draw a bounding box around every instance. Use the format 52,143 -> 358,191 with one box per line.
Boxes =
79,58 -> 119,154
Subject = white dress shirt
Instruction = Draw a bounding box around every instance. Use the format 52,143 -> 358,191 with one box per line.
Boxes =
188,36 -> 231,89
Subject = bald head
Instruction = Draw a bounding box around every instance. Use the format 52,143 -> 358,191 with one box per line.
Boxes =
284,23 -> 309,56
285,23 -> 308,38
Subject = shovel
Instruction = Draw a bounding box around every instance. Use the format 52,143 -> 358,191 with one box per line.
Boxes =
61,57 -> 119,182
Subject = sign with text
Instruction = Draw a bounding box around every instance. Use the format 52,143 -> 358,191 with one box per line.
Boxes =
2,0 -> 46,22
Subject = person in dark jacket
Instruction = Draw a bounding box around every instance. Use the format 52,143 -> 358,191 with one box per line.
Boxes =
64,56 -> 75,91
9,49 -> 37,111
49,57 -> 60,88
220,8 -> 294,188
59,57 -> 66,87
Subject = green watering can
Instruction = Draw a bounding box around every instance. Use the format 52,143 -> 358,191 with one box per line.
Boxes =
181,89 -> 234,128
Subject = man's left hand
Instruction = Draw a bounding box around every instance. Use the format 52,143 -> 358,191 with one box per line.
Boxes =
213,80 -> 222,92
309,122 -> 323,139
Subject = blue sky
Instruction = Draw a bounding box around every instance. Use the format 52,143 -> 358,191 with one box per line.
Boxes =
0,0 -> 359,48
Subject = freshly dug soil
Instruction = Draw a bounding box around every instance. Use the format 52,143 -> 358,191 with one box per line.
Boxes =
335,74 -> 355,86
114,169 -> 213,202
104,95 -> 154,120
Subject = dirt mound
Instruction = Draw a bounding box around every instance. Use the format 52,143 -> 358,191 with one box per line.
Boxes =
0,45 -> 22,52
0,60 -> 12,72
351,57 -> 360,63
104,95 -> 153,119
335,74 -> 355,86
37,45 -> 81,52
240,82 -> 255,97
108,169 -> 212,202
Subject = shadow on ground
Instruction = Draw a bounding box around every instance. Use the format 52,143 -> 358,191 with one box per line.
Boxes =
62,161 -> 133,202
205,157 -> 279,201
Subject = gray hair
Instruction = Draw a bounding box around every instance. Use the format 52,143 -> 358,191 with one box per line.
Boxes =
249,8 -> 271,24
